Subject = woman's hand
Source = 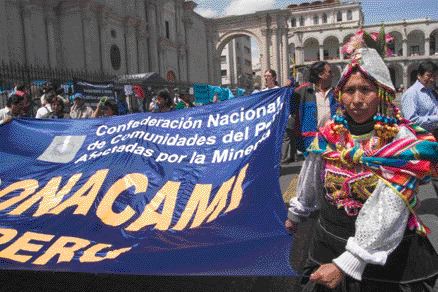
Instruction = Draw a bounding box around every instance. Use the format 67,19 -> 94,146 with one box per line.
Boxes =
310,263 -> 344,289
284,219 -> 298,234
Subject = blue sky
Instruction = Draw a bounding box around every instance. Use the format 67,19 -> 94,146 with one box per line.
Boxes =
195,0 -> 438,24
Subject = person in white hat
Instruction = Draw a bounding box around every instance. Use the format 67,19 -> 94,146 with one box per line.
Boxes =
285,29 -> 438,291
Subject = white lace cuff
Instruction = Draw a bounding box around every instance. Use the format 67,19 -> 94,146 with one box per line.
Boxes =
345,237 -> 388,265
332,251 -> 367,281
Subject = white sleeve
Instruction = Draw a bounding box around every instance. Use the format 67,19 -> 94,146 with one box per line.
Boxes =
333,126 -> 415,281
287,152 -> 323,222
35,108 -> 43,119
0,111 -> 6,125
37,107 -> 52,119
333,181 -> 409,280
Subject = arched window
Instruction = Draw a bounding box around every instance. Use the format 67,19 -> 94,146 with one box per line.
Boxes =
313,15 -> 319,25
299,16 -> 305,26
291,17 -> 296,27
431,33 -> 437,55
337,11 -> 342,22
322,13 -> 327,23
347,10 -> 352,20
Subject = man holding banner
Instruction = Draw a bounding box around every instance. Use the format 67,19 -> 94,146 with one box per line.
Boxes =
262,69 -> 280,91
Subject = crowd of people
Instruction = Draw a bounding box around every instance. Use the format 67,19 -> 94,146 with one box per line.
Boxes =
0,83 -> 201,125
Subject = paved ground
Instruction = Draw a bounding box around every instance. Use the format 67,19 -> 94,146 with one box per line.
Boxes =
1,160 -> 437,291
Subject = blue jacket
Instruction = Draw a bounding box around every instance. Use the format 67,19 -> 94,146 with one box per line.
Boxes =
293,83 -> 338,152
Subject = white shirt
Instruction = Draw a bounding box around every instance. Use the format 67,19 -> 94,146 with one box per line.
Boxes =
315,87 -> 333,127
0,107 -> 11,125
70,104 -> 93,119
35,104 -> 52,119
261,85 -> 280,91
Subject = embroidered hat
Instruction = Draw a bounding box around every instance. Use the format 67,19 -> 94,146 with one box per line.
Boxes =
337,27 -> 395,94
338,47 -> 395,92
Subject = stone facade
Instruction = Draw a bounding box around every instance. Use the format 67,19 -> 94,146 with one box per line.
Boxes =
0,0 -> 436,89
0,0 -> 215,84
212,0 -> 438,88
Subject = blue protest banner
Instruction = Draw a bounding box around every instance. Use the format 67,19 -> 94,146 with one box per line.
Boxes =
0,87 -> 295,276
32,80 -> 48,87
73,79 -> 115,102
193,83 -> 210,104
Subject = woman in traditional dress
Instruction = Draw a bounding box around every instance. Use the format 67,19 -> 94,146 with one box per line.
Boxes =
285,30 -> 438,291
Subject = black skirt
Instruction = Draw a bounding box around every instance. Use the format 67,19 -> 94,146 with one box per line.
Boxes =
301,270 -> 437,292
299,219 -> 438,291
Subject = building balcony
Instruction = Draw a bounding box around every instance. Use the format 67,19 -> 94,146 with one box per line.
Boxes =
384,53 -> 434,62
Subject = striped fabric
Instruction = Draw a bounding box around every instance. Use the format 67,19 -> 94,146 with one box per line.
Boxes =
309,120 -> 438,236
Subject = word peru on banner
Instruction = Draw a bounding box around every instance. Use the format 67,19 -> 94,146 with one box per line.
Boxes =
0,88 -> 295,276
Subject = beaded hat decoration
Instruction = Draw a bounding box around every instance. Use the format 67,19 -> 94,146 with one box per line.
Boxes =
333,26 -> 401,141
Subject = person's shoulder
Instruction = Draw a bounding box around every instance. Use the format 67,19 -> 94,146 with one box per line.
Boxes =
401,83 -> 420,99
0,108 -> 9,119
407,81 -> 422,93
36,106 -> 47,114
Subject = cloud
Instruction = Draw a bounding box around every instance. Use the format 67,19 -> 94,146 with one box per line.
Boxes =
195,7 -> 220,18
224,0 -> 276,16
